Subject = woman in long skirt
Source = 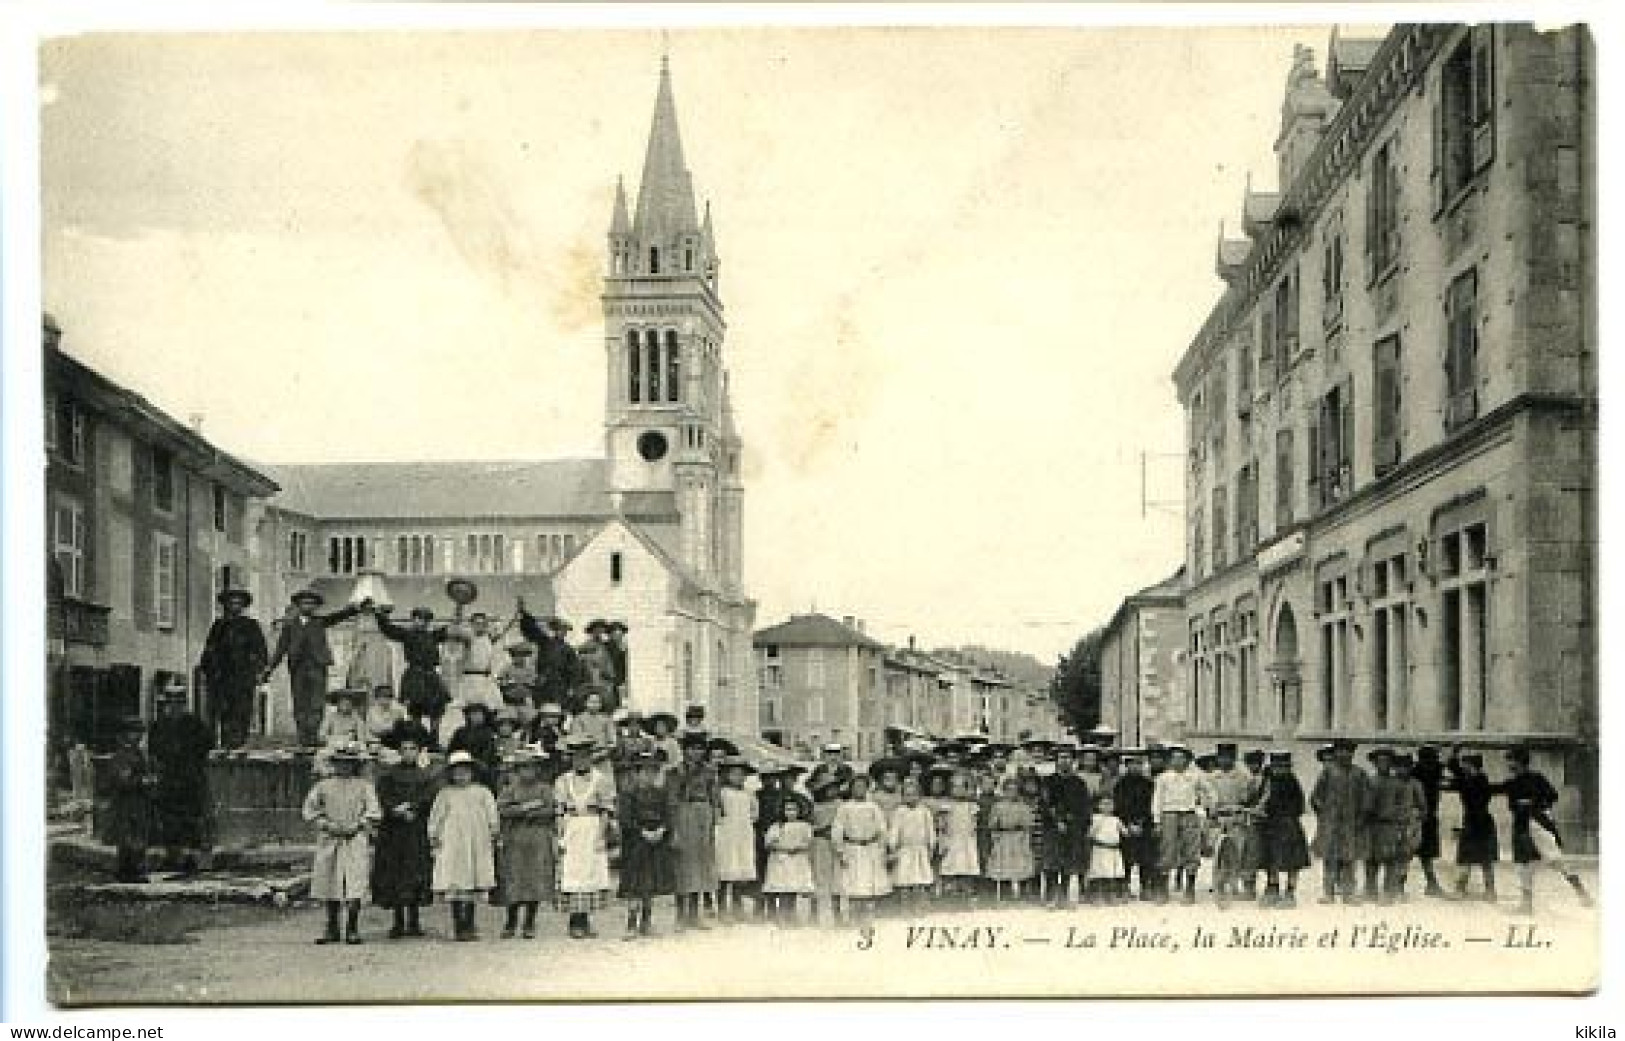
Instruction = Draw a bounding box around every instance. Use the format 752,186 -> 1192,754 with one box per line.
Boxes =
1447,751 -> 1501,900
832,775 -> 891,922
372,723 -> 436,938
496,751 -> 557,939
618,751 -> 676,939
554,735 -> 616,939
668,734 -> 720,929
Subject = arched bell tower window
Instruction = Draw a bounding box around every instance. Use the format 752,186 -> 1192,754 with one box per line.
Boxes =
626,330 -> 641,403
645,329 -> 662,402
649,246 -> 660,274
666,329 -> 681,402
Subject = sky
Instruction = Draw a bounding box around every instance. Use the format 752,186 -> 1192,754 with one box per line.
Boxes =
41,23 -> 1356,662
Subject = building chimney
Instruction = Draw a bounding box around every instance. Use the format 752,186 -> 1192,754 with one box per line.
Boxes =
189,412 -> 206,434
842,615 -> 856,631
908,634 -> 916,652
857,619 -> 866,634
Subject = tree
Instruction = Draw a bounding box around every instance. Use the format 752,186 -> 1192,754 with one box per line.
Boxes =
1050,627 -> 1106,734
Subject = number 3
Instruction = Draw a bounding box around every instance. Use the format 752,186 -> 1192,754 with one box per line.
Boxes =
855,926 -> 875,951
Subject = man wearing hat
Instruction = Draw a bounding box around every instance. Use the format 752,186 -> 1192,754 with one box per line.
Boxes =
1040,743 -> 1093,908
518,602 -> 588,715
807,742 -> 855,794
148,680 -> 215,875
1364,747 -> 1415,904
496,642 -> 540,722
263,589 -> 367,747
577,620 -> 616,710
605,621 -> 630,709
642,711 -> 682,770
198,587 -> 268,750
1309,739 -> 1372,904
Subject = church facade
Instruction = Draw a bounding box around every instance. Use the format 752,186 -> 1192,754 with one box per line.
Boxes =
252,59 -> 758,737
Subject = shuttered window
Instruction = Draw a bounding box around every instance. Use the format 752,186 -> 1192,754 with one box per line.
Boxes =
1275,429 -> 1294,531
1434,27 -> 1496,211
1445,268 -> 1480,431
1373,336 -> 1403,474
1367,137 -> 1402,279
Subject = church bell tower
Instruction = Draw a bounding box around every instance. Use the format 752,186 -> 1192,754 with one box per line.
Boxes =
603,56 -> 737,587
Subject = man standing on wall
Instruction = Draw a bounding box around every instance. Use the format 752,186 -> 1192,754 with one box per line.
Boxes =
263,589 -> 365,747
198,587 -> 268,749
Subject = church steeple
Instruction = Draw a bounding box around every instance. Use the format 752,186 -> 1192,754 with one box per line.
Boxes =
632,55 -> 700,246
610,175 -> 631,235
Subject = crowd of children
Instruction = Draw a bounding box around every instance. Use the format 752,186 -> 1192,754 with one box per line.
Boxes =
292,684 -> 1595,944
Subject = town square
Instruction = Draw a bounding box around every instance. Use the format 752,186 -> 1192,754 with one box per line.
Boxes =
25,14 -> 1601,1010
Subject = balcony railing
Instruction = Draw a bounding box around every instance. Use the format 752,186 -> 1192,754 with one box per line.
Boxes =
54,597 -> 111,647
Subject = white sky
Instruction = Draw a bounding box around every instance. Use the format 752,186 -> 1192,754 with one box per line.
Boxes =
41,24 -> 1353,662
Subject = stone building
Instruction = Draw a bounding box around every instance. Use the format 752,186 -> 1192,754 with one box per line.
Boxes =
1098,568 -> 1187,748
755,613 -> 885,759
254,57 -> 758,737
45,316 -> 279,749
1172,25 -> 1595,845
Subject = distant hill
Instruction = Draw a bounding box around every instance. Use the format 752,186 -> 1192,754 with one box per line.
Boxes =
931,645 -> 1056,690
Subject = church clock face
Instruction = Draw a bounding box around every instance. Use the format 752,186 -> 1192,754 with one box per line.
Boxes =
637,430 -> 669,462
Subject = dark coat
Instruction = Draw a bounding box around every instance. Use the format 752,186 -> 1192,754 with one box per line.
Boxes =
377,616 -> 453,717
372,762 -> 437,906
1411,758 -> 1446,859
618,780 -> 676,898
102,745 -> 153,849
518,612 -> 589,713
1041,771 -> 1093,872
147,714 -> 214,848
1503,771 -> 1561,863
1447,760 -> 1501,865
1309,762 -> 1372,862
199,615 -> 268,694
1255,772 -> 1311,871
268,605 -> 363,671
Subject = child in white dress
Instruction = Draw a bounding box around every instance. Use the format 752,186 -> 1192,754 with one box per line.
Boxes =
887,777 -> 936,911
832,774 -> 891,922
1086,793 -> 1128,903
937,773 -> 982,903
714,756 -> 759,921
761,797 -> 815,923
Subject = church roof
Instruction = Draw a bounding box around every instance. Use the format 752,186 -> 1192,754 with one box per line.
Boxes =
632,55 -> 701,242
263,459 -> 613,521
754,613 -> 885,651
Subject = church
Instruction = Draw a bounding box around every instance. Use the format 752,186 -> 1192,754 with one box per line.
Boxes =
252,58 -> 758,737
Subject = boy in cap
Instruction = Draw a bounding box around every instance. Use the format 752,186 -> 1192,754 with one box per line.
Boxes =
1410,744 -> 1450,897
198,587 -> 267,749
302,741 -> 381,944
1152,745 -> 1208,904
105,717 -> 155,883
1364,748 -> 1415,904
1205,742 -> 1254,908
1501,746 -> 1592,915
1310,739 -> 1372,904
496,642 -> 540,723
1114,751 -> 1161,901
263,590 -> 367,747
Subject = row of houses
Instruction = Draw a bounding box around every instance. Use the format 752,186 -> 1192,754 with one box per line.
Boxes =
1096,23 -> 1597,850
753,612 -> 1066,762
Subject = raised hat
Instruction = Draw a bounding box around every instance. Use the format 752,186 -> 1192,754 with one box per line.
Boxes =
291,588 -> 324,606
446,750 -> 476,768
